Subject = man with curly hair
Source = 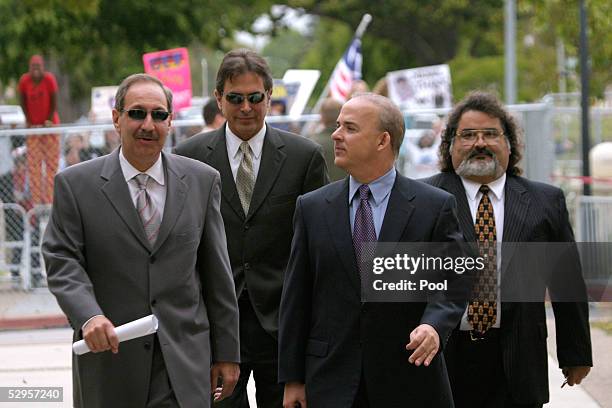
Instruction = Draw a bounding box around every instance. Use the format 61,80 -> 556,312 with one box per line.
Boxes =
423,91 -> 592,408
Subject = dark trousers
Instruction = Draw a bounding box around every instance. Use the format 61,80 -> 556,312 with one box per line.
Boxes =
352,370 -> 370,408
446,329 -> 542,408
214,292 -> 283,408
147,335 -> 179,408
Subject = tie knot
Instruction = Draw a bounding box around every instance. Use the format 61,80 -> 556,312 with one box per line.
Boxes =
479,185 -> 490,195
358,184 -> 371,201
135,174 -> 149,190
239,141 -> 251,155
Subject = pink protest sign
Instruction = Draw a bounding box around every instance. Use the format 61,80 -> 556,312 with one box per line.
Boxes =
143,47 -> 192,111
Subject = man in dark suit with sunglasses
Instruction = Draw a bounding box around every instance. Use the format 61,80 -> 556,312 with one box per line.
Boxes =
423,91 -> 591,407
43,73 -> 240,407
175,49 -> 328,407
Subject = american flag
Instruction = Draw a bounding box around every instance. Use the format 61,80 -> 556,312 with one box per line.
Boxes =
329,38 -> 363,103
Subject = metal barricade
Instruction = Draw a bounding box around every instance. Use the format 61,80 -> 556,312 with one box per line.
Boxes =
0,203 -> 28,290
575,196 -> 612,296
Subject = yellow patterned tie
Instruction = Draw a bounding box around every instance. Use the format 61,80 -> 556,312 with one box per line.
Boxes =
468,185 -> 498,334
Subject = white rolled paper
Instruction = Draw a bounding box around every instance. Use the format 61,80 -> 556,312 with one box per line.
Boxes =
73,314 -> 159,355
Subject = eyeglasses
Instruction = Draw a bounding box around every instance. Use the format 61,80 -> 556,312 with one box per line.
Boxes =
122,109 -> 170,122
456,128 -> 504,143
223,92 -> 266,105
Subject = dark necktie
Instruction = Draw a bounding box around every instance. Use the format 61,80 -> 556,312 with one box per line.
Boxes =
468,185 -> 498,334
134,174 -> 161,245
353,185 -> 377,279
236,142 -> 255,216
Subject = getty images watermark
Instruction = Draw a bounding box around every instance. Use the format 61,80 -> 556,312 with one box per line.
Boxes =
371,252 -> 486,292
359,242 -> 605,303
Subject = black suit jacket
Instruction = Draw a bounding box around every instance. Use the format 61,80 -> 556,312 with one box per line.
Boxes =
174,125 -> 328,338
279,174 -> 467,407
423,172 -> 592,405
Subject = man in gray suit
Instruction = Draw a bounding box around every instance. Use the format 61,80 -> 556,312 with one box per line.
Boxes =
43,73 -> 240,408
175,49 -> 328,407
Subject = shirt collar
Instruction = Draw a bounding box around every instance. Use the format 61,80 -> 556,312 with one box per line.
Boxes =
460,172 -> 506,201
119,147 -> 165,186
226,123 -> 267,160
349,167 -> 396,207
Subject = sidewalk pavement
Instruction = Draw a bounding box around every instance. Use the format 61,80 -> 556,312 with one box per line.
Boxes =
0,290 -> 609,407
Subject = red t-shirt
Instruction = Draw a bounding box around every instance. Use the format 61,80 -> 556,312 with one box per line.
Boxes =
18,72 -> 60,125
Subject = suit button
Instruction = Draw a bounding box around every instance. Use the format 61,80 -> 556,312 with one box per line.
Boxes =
144,342 -> 151,350
151,299 -> 157,306
244,224 -> 250,230
244,263 -> 250,270
150,255 -> 156,264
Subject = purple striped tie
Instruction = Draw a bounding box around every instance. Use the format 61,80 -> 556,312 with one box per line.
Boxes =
353,185 -> 377,279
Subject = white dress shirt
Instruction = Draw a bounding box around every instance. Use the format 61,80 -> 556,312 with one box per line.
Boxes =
119,148 -> 166,219
459,173 -> 506,330
225,123 -> 266,182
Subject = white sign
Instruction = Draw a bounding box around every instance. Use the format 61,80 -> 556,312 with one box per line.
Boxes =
282,70 -> 321,118
90,86 -> 119,123
387,64 -> 452,110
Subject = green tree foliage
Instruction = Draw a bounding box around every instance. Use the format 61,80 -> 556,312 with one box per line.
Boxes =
0,0 -> 274,116
280,0 -> 609,101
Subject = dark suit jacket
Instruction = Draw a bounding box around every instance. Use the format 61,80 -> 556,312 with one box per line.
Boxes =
174,125 -> 328,338
279,174 -> 467,407
423,172 -> 592,405
43,150 -> 239,408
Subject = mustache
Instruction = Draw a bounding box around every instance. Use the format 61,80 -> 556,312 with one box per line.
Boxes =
467,147 -> 495,159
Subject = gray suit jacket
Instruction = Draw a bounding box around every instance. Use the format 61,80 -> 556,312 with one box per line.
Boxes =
43,149 -> 239,408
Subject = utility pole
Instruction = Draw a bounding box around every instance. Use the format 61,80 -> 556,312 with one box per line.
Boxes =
579,0 -> 591,195
504,0 -> 517,104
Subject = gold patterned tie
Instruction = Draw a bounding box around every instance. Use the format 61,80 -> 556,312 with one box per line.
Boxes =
236,142 -> 255,216
467,185 -> 498,334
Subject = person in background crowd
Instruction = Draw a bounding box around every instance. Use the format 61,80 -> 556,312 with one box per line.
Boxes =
18,54 -> 60,205
202,97 -> 225,133
308,97 -> 346,182
349,79 -> 369,99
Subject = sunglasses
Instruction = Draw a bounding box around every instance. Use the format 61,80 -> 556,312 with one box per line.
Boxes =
223,92 -> 266,105
122,109 -> 170,122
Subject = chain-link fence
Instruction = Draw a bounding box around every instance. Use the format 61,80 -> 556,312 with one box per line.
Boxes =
1,105 -> 611,294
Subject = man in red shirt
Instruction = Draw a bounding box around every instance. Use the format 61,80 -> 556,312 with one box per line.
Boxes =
18,54 -> 60,204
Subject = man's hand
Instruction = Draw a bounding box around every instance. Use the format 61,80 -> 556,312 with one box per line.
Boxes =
562,366 -> 591,386
406,324 -> 440,367
82,315 -> 118,354
283,382 -> 306,408
210,362 -> 239,402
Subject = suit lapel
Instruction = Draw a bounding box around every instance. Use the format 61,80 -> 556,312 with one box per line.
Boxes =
325,179 -> 361,296
378,175 -> 415,244
151,153 -> 187,254
500,176 -> 530,279
205,128 -> 245,220
440,173 -> 475,241
247,127 -> 286,221
100,149 -> 150,250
